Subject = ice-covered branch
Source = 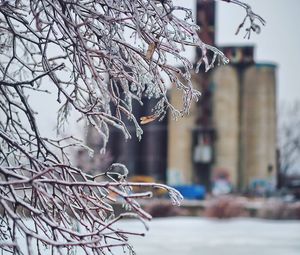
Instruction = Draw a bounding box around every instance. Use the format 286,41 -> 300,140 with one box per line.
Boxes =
0,0 -> 264,254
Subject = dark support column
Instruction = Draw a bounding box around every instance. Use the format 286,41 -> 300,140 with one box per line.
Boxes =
193,1 -> 216,191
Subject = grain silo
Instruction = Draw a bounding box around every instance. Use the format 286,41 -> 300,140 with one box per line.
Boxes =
240,64 -> 277,188
212,65 -> 240,186
167,73 -> 201,185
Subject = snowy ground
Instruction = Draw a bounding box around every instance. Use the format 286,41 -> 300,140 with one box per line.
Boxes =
5,217 -> 300,254
118,217 -> 300,255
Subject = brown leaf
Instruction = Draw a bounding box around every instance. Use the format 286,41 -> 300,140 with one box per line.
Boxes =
146,42 -> 156,60
140,114 -> 157,125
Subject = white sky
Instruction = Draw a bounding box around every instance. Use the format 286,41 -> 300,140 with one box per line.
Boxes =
217,0 -> 300,105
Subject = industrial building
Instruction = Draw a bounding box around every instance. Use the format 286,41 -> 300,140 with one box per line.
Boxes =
167,53 -> 277,191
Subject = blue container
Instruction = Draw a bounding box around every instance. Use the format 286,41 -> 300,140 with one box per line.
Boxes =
173,185 -> 206,200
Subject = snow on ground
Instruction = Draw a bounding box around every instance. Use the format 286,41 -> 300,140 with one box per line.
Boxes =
118,217 -> 300,255
5,217 -> 300,254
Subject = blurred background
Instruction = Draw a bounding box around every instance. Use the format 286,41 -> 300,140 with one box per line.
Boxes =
76,0 -> 300,254
78,0 -> 300,201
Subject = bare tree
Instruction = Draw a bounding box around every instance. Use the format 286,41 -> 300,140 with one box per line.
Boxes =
278,101 -> 300,175
0,0 -> 264,254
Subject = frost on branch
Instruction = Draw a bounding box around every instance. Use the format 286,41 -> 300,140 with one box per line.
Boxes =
0,0 -> 264,254
227,0 -> 266,39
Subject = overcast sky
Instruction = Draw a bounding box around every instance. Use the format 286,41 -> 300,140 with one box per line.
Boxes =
217,0 -> 300,105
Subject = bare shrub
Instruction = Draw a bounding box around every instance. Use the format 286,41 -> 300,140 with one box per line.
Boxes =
258,199 -> 300,220
204,196 -> 249,219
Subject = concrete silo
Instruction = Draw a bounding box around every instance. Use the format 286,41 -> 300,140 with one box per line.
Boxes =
212,65 -> 240,187
167,73 -> 202,185
240,64 -> 277,188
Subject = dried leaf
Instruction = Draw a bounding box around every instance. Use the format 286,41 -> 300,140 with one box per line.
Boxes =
35,12 -> 42,32
140,115 -> 157,125
146,42 -> 156,60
